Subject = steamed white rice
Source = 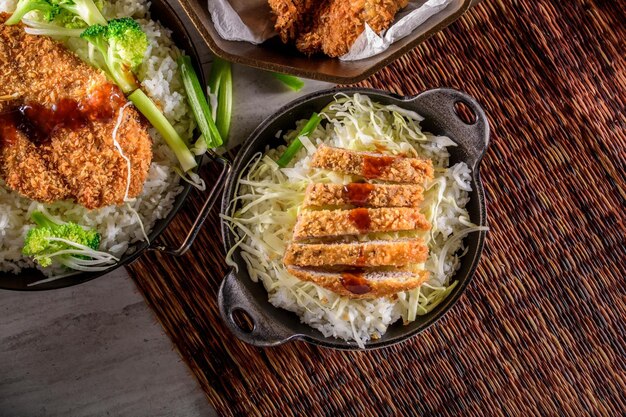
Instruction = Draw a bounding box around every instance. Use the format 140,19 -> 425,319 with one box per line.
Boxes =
0,0 -> 195,275
224,94 -> 483,347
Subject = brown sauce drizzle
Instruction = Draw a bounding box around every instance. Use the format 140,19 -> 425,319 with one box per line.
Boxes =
362,155 -> 395,178
348,208 -> 371,232
0,84 -> 126,147
344,183 -> 374,206
340,270 -> 371,295
80,83 -> 126,121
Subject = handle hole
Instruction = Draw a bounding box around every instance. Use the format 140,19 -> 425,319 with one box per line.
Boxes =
231,308 -> 255,333
454,101 -> 477,125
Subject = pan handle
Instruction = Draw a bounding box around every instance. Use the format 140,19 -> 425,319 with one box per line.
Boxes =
150,151 -> 231,257
219,270 -> 298,347
408,88 -> 490,168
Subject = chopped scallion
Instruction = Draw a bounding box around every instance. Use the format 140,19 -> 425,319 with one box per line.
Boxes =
271,73 -> 305,91
178,55 -> 223,148
276,113 -> 322,168
208,58 -> 233,142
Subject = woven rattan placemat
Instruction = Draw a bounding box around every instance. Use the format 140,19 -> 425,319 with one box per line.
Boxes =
128,1 -> 626,415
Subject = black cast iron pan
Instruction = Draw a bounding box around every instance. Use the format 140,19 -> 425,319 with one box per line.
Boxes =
218,87 -> 490,350
0,0 -> 229,291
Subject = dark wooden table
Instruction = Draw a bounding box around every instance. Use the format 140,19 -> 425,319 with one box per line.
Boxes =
128,1 -> 626,416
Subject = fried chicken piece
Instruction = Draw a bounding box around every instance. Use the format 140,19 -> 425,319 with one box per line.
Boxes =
284,239 -> 428,267
292,207 -> 431,241
286,266 -> 429,299
0,14 -> 152,210
311,145 -> 434,184
303,183 -> 425,208
267,0 -> 317,44
269,0 -> 409,57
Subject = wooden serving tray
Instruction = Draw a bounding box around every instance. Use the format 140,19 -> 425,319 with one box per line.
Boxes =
177,0 -> 477,84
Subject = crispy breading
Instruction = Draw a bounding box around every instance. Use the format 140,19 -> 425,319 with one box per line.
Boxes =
310,145 -> 434,184
267,0 -> 317,44
0,14 -> 152,210
286,266 -> 429,299
303,183 -> 424,208
292,207 -> 430,240
269,0 -> 409,57
284,239 -> 428,267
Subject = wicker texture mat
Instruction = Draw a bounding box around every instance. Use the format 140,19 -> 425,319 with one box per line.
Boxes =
127,1 -> 626,415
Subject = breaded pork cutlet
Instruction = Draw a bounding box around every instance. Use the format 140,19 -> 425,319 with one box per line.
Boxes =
292,207 -> 430,240
0,14 -> 152,210
268,0 -> 409,57
296,0 -> 409,57
267,0 -> 317,44
303,183 -> 424,208
286,266 -> 429,299
284,239 -> 428,267
311,145 -> 434,184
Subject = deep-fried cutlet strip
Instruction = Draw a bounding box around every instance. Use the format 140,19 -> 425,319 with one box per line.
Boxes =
293,0 -> 354,57
303,183 -> 424,208
286,266 -> 429,299
310,145 -> 434,184
292,207 -> 430,240
284,239 -> 428,267
0,14 -> 152,210
267,0 -> 318,44
294,0 -> 409,57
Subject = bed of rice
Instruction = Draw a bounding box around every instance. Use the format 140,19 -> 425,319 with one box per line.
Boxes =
0,0 -> 195,275
224,94 -> 481,347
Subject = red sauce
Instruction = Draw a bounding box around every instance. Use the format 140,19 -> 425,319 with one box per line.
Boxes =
80,83 -> 126,121
344,183 -> 374,206
0,84 -> 126,147
362,155 -> 395,178
340,270 -> 371,295
348,208 -> 371,232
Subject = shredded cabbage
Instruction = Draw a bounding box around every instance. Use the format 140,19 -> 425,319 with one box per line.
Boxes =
223,93 -> 486,347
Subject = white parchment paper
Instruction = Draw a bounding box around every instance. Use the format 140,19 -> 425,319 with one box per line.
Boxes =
208,0 -> 454,61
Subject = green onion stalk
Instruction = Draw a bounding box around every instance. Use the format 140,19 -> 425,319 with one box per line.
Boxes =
207,57 -> 233,142
276,112 -> 322,168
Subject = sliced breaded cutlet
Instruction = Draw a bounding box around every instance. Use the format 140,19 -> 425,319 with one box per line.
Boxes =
284,239 -> 428,267
303,183 -> 424,208
286,267 -> 429,299
292,207 -> 430,241
310,145 -> 434,184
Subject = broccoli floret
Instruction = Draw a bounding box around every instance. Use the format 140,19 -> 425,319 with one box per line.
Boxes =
107,18 -> 148,69
49,0 -> 106,25
53,8 -> 88,29
22,211 -> 101,269
81,18 -> 148,93
6,0 -> 60,25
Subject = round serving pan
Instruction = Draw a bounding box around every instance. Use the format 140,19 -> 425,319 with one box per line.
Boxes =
219,87 -> 490,350
0,0 -> 224,291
